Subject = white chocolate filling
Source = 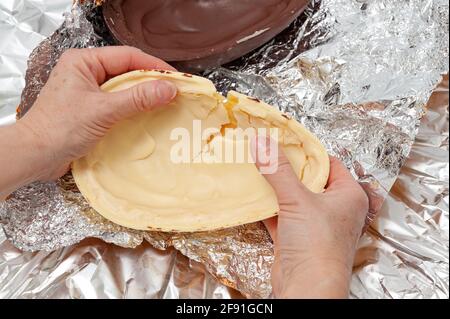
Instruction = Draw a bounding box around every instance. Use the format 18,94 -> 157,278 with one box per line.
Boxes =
72,70 -> 330,232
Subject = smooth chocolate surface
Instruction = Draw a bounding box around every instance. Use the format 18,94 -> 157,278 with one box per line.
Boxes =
103,0 -> 310,71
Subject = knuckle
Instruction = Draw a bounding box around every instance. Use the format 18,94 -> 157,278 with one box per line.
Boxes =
94,93 -> 109,107
278,156 -> 291,168
281,206 -> 302,219
355,186 -> 370,212
59,48 -> 78,62
131,85 -> 151,111
58,49 -> 88,70
123,45 -> 142,54
278,158 -> 295,175
93,94 -> 116,121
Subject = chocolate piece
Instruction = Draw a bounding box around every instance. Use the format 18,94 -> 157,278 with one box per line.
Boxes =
103,0 -> 310,71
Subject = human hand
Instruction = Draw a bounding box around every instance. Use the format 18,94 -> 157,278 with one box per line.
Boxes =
16,46 -> 177,182
252,137 -> 369,299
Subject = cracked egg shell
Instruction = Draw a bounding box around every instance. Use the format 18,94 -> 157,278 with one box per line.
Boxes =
72,70 -> 329,232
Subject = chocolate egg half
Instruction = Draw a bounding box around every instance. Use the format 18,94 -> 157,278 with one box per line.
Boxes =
103,0 -> 310,71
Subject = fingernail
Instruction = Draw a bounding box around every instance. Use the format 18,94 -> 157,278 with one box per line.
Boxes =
250,136 -> 259,162
258,136 -> 272,151
156,80 -> 177,102
250,135 -> 270,164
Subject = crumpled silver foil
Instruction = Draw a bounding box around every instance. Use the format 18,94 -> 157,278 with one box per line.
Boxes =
0,0 -> 448,299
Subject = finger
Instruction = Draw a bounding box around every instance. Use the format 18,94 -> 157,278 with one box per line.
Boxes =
102,80 -> 177,121
250,135 -> 312,204
87,46 -> 176,83
263,217 -> 278,242
325,156 -> 358,191
359,181 -> 384,229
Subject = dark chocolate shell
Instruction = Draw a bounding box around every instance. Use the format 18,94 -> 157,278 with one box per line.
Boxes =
103,0 -> 310,71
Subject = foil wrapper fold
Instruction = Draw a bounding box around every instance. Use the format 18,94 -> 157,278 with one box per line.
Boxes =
0,0 -> 449,298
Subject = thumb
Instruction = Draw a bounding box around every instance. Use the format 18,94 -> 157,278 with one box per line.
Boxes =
250,135 -> 312,206
104,80 -> 177,120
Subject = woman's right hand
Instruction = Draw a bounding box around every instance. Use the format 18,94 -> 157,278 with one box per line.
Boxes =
252,136 -> 369,299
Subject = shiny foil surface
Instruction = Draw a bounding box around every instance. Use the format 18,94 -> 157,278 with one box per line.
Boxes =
0,0 -> 449,299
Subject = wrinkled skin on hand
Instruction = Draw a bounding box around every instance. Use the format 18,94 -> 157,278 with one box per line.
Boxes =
2,46 -> 368,299
17,46 -> 177,181
252,136 -> 369,299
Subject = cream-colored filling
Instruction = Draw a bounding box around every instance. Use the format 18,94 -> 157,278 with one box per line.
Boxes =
72,70 -> 330,232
